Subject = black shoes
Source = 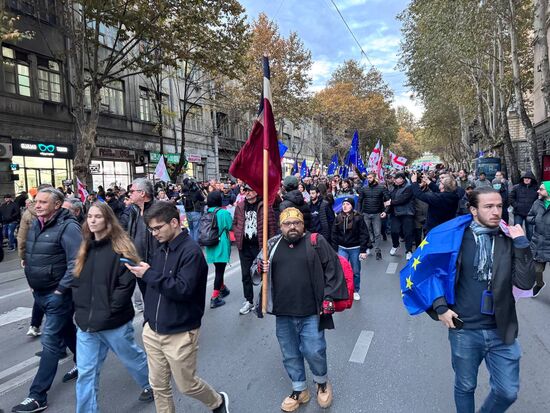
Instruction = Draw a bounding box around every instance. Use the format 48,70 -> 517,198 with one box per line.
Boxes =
210,296 -> 226,309
11,398 -> 47,413
220,286 -> 230,298
213,392 -> 230,413
533,282 -> 546,298
62,366 -> 78,383
139,387 -> 154,402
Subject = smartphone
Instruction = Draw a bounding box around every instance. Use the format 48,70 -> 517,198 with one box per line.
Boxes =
119,257 -> 138,266
453,317 -> 464,330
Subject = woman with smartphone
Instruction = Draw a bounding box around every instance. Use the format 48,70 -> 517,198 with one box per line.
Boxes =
72,202 -> 153,413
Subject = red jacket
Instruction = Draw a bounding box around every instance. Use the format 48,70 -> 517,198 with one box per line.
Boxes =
233,200 -> 277,250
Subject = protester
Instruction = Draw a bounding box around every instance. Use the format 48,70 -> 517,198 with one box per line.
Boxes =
456,169 -> 474,190
387,172 -> 415,260
410,172 -> 460,233
233,185 -> 277,315
412,178 -> 429,248
280,176 -> 312,230
105,191 -> 125,219
253,207 -> 348,412
491,173 -> 510,223
72,202 -> 153,412
308,186 -> 334,244
358,172 -> 389,260
474,172 -> 492,189
510,171 -> 538,240
12,188 -> 81,413
0,193 -> 20,251
527,181 -> 550,297
204,191 -> 233,309
339,179 -> 356,196
331,197 -> 369,300
179,179 -> 205,242
126,202 -> 230,413
62,198 -> 86,225
429,187 -> 535,413
298,182 -> 311,203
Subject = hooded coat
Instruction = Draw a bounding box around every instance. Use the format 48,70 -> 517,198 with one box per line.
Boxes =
510,171 -> 538,217
280,189 -> 312,230
527,198 -> 550,262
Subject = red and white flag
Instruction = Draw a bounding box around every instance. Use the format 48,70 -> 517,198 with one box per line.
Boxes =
389,150 -> 407,169
367,140 -> 381,171
77,178 -> 89,203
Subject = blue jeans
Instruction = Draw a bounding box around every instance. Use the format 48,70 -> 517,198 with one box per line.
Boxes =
187,211 -> 201,242
29,291 -> 77,403
338,246 -> 361,292
275,315 -> 327,391
513,215 -> 533,241
2,222 -> 17,249
448,329 -> 521,413
76,321 -> 150,413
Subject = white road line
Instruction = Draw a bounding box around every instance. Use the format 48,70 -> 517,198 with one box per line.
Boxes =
0,307 -> 32,327
386,263 -> 398,274
0,356 -> 40,381
349,330 -> 375,364
0,288 -> 29,301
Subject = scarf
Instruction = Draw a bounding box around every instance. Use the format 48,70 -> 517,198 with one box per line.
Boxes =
470,221 -> 499,281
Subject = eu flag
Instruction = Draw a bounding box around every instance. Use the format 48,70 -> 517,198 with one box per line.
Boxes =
278,141 -> 288,158
400,214 -> 473,315
300,159 -> 308,178
327,154 -> 338,175
291,159 -> 298,175
357,153 -> 367,174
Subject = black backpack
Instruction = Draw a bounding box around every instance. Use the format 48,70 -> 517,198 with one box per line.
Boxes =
198,208 -> 223,246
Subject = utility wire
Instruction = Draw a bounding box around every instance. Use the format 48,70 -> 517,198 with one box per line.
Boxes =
328,0 -> 374,68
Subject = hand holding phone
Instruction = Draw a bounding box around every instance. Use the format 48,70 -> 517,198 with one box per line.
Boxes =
452,316 -> 464,330
119,257 -> 138,266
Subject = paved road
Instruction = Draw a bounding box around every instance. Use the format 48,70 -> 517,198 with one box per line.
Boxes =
1,240 -> 549,413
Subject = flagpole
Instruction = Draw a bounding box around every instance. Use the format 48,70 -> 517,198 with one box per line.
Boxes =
262,136 -> 269,314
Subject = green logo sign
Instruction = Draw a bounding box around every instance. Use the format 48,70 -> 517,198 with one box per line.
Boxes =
150,152 -> 181,163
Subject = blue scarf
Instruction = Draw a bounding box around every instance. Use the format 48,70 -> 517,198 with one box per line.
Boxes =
469,221 -> 499,281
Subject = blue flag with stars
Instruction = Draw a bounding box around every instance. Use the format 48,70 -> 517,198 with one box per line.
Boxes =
278,141 -> 288,158
399,214 -> 473,315
327,153 -> 338,175
300,159 -> 308,178
291,159 -> 298,175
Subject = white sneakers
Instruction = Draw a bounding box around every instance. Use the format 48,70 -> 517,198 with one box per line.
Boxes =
239,301 -> 254,315
26,326 -> 41,337
406,252 -> 412,260
389,247 -> 398,256
353,292 -> 361,301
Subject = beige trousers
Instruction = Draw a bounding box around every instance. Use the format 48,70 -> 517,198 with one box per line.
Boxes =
142,323 -> 222,413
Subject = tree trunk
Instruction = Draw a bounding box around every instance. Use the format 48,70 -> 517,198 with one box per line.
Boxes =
507,0 -> 541,179
73,84 -> 100,182
534,0 -> 550,112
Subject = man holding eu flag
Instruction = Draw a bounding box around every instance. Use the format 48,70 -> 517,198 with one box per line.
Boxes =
401,187 -> 535,413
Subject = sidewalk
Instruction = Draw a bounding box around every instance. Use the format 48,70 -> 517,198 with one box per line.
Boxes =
0,249 -> 24,283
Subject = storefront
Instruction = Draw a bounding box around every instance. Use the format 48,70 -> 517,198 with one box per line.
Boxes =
90,147 -> 135,190
11,139 -> 73,193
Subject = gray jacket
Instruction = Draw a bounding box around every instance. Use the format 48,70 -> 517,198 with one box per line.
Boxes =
527,199 -> 550,262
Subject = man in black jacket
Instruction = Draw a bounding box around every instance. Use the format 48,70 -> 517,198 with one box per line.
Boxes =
387,173 -> 415,260
510,171 -> 538,240
0,193 -> 20,251
410,172 -> 460,232
280,176 -> 312,230
358,172 -> 389,260
309,187 -> 334,244
12,188 -> 82,413
430,188 -> 535,413
126,202 -> 229,413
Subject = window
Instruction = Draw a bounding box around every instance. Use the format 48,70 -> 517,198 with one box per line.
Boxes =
8,0 -> 56,24
140,89 -> 169,124
183,103 -> 203,131
38,60 -> 61,102
139,89 -> 153,122
2,46 -> 31,96
84,80 -> 124,115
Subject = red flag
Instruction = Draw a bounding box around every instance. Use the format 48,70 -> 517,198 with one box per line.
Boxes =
229,56 -> 282,205
77,178 -> 89,203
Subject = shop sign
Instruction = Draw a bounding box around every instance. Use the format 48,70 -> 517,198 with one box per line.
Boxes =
187,154 -> 202,163
94,147 -> 135,160
12,139 -> 73,159
150,152 -> 180,163
89,163 -> 102,174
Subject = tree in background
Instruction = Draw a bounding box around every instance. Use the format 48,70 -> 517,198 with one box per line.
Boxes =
1,8 -> 32,42
391,106 -> 422,162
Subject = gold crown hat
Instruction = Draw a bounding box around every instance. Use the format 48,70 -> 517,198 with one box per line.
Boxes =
279,207 -> 304,225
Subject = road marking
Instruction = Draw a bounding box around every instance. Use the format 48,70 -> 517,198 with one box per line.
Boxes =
0,307 -> 32,327
386,263 -> 398,274
0,356 -> 40,381
349,330 -> 374,364
0,358 -> 71,397
207,265 -> 241,288
0,288 -> 29,301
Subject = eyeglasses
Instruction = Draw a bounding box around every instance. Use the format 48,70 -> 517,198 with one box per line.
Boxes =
147,222 -> 169,234
282,221 -> 303,228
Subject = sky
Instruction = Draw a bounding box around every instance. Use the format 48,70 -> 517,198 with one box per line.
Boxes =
238,0 -> 424,119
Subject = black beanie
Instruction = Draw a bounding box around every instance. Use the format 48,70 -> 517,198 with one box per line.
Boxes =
342,196 -> 355,209
207,190 -> 222,208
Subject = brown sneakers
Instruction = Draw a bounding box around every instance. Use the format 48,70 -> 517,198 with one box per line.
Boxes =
316,381 -> 333,408
281,389 -> 311,412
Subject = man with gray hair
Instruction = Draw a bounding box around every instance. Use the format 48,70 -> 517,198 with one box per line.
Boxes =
12,187 -> 82,413
125,178 -> 159,301
62,198 -> 85,225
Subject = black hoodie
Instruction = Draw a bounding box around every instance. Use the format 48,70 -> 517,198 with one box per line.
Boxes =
280,189 -> 312,230
510,171 -> 538,217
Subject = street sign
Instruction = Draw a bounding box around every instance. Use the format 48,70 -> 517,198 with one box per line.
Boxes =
89,163 -> 102,174
150,152 -> 180,163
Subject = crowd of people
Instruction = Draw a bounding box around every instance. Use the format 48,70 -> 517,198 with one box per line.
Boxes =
0,164 -> 546,413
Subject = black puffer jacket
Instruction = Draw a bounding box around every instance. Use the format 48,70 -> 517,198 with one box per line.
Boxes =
390,183 -> 415,216
331,211 -> 369,253
309,198 -> 335,244
72,238 -> 135,332
358,183 -> 389,214
280,189 -> 312,230
510,172 -> 538,217
527,199 -> 550,262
